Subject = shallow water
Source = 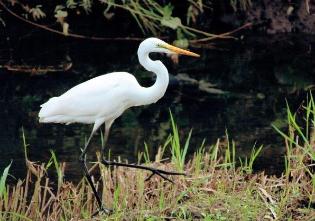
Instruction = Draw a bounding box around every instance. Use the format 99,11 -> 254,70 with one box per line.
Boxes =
0,34 -> 314,181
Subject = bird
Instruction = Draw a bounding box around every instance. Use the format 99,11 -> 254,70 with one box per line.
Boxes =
38,37 -> 200,215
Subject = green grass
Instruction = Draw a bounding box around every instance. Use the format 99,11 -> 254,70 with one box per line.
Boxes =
0,162 -> 11,201
0,93 -> 315,220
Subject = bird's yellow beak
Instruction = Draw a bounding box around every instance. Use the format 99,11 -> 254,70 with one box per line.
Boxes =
160,43 -> 200,57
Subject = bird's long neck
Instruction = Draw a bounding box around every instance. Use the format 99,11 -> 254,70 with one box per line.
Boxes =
137,48 -> 169,105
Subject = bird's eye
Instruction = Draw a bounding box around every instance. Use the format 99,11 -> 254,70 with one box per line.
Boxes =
157,44 -> 167,49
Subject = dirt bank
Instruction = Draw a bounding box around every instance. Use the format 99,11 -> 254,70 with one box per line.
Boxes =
245,0 -> 315,34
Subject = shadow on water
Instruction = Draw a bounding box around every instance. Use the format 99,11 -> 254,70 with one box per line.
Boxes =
0,33 -> 314,181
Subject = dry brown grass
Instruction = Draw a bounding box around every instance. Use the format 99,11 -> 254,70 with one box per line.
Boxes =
0,142 -> 314,221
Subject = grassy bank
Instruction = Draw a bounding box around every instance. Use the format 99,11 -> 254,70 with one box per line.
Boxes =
0,96 -> 314,220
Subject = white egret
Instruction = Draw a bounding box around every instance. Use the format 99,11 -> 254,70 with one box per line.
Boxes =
38,37 -> 199,214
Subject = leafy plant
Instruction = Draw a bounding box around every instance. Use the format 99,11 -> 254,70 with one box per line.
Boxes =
28,5 -> 46,20
46,150 -> 64,192
169,111 -> 191,171
272,92 -> 315,213
239,144 -> 263,174
0,163 -> 11,200
3,0 -> 234,45
80,0 -> 93,13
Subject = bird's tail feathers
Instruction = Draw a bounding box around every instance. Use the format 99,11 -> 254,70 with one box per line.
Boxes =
39,115 -> 72,124
38,97 -> 60,121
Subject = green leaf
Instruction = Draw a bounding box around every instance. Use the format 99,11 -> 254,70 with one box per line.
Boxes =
173,38 -> 189,48
55,10 -> 68,18
80,0 -> 92,13
50,150 -> 63,190
161,4 -> 174,18
159,3 -> 181,30
0,162 -> 11,199
66,0 -> 77,9
29,5 -> 46,21
55,5 -> 65,13
161,17 -> 181,30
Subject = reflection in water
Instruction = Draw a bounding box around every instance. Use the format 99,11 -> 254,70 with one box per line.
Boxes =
0,34 -> 314,181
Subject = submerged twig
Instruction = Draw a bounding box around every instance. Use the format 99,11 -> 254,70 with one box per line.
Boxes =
2,62 -> 73,75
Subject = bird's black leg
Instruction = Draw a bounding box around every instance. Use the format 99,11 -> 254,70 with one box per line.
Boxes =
79,130 -> 111,216
101,159 -> 186,183
79,130 -> 95,162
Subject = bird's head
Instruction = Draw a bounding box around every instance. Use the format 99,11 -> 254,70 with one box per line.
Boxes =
139,37 -> 200,57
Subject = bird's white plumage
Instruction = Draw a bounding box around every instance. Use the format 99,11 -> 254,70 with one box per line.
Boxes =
39,38 -> 173,131
39,72 -> 140,124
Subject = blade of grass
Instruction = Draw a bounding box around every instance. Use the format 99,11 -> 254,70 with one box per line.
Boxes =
0,162 -> 11,199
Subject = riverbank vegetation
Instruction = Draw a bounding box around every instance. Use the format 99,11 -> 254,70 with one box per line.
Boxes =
0,94 -> 314,220
0,0 -> 251,43
2,0 -> 313,42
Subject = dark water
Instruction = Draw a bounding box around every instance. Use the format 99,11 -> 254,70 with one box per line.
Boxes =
0,33 -> 314,181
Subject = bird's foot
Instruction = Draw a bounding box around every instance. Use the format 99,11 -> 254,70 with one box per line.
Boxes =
144,168 -> 186,183
101,159 -> 186,183
92,205 -> 113,217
